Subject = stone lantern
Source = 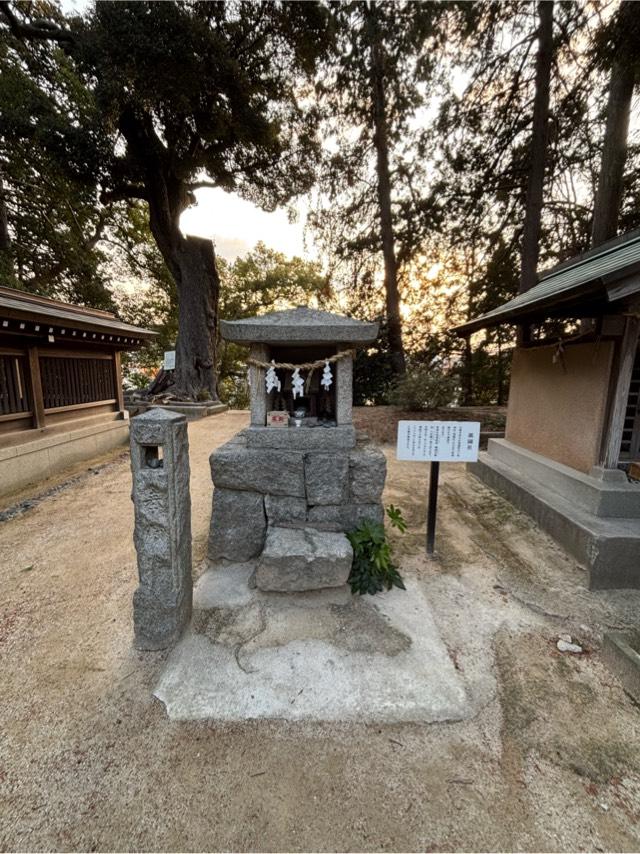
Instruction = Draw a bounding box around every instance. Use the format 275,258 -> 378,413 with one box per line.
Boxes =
207,307 -> 387,592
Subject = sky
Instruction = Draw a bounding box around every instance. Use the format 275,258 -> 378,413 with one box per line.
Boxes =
180,188 -> 309,262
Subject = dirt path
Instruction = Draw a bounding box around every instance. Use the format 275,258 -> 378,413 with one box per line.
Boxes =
1,411 -> 640,852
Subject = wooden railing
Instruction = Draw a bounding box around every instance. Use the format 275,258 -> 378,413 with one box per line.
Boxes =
39,356 -> 116,410
0,353 -> 31,415
0,345 -> 122,436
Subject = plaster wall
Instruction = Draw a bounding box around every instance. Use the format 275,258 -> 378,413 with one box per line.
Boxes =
505,341 -> 615,474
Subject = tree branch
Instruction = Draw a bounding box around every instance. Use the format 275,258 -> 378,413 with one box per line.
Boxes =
101,185 -> 149,205
188,180 -> 219,191
0,1 -> 75,43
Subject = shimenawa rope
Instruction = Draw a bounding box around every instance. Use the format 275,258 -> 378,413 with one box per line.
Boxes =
246,348 -> 355,371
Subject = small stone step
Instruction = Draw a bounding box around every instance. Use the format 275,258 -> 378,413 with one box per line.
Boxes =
256,526 -> 353,592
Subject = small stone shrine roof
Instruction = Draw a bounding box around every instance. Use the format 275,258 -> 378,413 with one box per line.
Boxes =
220,307 -> 379,345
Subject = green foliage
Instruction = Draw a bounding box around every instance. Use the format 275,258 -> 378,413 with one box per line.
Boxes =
386,504 -> 407,533
109,203 -> 179,383
2,1 -> 333,396
388,366 -> 457,411
347,506 -> 407,596
217,372 -> 249,410
0,1 -> 114,305
73,1 -> 332,212
353,317 -> 396,405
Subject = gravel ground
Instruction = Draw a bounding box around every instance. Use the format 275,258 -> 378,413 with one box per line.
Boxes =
1,410 -> 640,852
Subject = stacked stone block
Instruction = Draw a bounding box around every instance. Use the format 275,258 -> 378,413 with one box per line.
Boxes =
207,427 -> 387,587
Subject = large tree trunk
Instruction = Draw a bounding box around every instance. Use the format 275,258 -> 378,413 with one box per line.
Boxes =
148,218 -> 220,401
172,235 -> 220,400
518,1 -> 553,294
148,206 -> 220,401
119,109 -> 220,402
366,3 -> 406,376
591,1 -> 637,247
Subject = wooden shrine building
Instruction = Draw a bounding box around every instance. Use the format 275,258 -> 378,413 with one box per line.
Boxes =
454,228 -> 640,590
0,286 -> 155,497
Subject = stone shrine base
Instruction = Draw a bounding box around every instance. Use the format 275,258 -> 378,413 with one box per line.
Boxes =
154,561 -> 470,723
208,427 -> 387,592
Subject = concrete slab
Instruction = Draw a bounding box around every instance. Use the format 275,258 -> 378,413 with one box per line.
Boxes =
154,562 -> 470,723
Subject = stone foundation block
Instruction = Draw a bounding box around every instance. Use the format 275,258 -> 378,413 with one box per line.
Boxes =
349,445 -> 387,503
208,488 -> 266,561
265,494 -> 307,525
305,452 -> 349,505
256,525 -> 353,592
210,441 -> 305,497
307,502 -> 384,532
245,425 -> 356,451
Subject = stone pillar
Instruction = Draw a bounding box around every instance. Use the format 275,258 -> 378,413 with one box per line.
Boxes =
130,409 -> 192,650
336,352 -> 353,425
249,343 -> 270,426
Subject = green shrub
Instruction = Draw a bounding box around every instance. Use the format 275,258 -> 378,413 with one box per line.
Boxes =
347,505 -> 407,596
388,366 -> 457,411
217,374 -> 250,409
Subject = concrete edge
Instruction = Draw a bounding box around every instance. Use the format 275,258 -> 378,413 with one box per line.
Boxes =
0,420 -> 129,499
469,454 -> 640,590
486,438 -> 640,518
0,417 -> 127,461
601,633 -> 640,704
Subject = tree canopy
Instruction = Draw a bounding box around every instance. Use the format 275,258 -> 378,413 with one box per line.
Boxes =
2,0 -> 639,408
1,0 -> 333,398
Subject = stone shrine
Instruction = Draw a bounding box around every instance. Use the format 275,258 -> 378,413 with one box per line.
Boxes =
207,307 -> 387,591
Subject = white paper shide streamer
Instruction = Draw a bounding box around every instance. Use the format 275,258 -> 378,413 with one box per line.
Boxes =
265,360 -> 281,394
321,359 -> 333,391
291,368 -> 305,400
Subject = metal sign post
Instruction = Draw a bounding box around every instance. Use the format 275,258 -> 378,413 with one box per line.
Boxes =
426,461 -> 440,556
396,421 -> 481,557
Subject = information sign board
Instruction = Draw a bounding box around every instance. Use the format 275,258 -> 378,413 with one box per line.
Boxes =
396,420 -> 480,463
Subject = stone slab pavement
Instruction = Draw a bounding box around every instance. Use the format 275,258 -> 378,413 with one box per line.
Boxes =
155,563 -> 469,723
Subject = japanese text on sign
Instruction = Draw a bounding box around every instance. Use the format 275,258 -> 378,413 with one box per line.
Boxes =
396,421 -> 480,462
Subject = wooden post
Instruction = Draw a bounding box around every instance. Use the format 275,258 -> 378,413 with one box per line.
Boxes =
601,314 -> 640,470
27,346 -> 45,429
113,350 -> 125,412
